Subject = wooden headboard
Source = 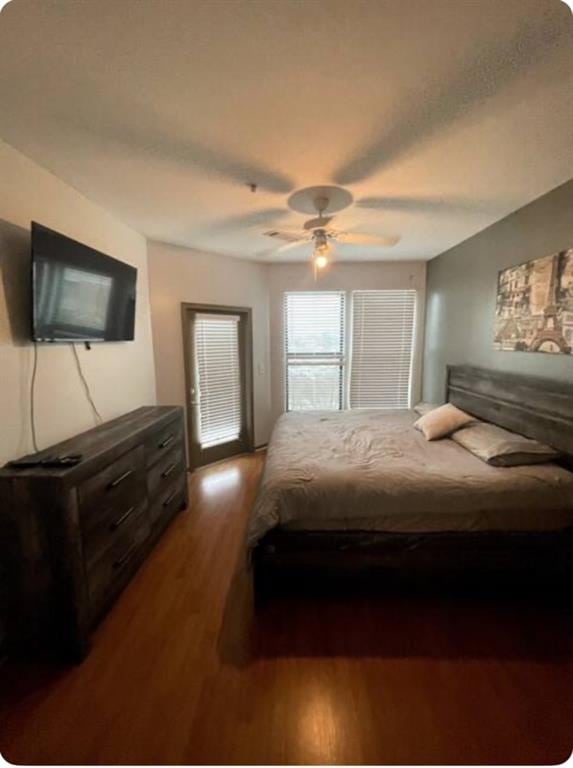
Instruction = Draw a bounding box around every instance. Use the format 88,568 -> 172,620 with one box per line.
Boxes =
446,365 -> 573,459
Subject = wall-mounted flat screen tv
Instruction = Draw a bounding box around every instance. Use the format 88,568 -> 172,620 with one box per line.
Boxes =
31,222 -> 137,342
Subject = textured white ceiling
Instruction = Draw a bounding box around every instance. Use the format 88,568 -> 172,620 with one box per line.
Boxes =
0,0 -> 572,262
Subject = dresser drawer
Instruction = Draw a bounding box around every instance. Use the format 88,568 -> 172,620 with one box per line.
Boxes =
82,497 -> 149,571
87,514 -> 150,616
147,443 -> 185,500
149,477 -> 186,530
79,446 -> 145,528
145,420 -> 184,468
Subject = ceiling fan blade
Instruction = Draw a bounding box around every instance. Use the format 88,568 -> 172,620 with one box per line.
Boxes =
214,208 -> 290,232
263,228 -> 306,243
355,197 -> 391,210
356,196 -> 499,215
336,232 -> 401,247
276,240 -> 312,253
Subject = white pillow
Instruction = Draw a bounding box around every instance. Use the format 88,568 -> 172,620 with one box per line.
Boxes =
414,403 -> 476,441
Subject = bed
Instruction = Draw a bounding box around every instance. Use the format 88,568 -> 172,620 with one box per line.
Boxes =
248,365 -> 573,593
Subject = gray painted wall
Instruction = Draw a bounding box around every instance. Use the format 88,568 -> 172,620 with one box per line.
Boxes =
423,179 -> 573,403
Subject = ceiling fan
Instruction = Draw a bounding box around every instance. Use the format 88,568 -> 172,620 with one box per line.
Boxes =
262,185 -> 400,271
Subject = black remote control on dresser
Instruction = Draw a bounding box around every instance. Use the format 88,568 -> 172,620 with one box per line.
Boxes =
7,453 -> 83,469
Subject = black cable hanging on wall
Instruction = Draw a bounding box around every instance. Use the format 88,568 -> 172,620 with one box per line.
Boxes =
30,342 -> 39,453
29,343 -> 103,454
71,344 -> 103,425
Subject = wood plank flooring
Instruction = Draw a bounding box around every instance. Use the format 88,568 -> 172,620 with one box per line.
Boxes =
1,452 -> 572,764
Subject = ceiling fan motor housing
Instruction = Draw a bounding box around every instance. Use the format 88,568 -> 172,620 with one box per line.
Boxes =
313,229 -> 330,254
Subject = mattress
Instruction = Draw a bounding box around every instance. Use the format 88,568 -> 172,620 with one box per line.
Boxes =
247,409 -> 573,546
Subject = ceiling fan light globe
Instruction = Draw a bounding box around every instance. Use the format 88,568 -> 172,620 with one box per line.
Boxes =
314,254 -> 329,269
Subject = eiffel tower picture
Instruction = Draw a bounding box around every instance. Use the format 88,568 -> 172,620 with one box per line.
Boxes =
494,249 -> 573,355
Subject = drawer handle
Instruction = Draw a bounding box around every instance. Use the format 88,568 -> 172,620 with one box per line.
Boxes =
108,469 -> 133,490
110,505 -> 136,531
163,489 -> 178,507
158,435 -> 174,450
113,543 -> 138,570
161,462 -> 177,479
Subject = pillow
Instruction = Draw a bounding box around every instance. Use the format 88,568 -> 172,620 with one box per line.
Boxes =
451,422 -> 560,467
414,403 -> 476,441
413,402 -> 440,416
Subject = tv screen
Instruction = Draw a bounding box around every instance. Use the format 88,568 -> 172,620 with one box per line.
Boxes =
31,222 -> 137,343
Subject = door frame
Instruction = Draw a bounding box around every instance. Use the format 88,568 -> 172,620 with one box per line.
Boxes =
181,302 -> 255,470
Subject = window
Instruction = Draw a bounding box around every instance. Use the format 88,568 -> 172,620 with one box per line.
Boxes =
284,291 -> 345,411
283,289 -> 417,412
350,290 -> 417,409
194,313 -> 242,448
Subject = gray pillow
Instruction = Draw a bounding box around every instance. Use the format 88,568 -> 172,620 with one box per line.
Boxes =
451,422 -> 560,467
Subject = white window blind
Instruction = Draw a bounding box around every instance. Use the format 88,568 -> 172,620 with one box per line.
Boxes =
350,290 -> 417,409
284,291 -> 345,411
194,313 -> 242,448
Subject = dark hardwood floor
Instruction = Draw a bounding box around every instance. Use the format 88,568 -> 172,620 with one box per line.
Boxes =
1,452 -> 572,765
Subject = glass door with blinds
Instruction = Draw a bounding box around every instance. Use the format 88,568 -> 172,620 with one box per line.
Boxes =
183,304 -> 254,468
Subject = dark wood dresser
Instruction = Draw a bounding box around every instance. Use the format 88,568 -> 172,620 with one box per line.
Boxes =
0,406 -> 188,660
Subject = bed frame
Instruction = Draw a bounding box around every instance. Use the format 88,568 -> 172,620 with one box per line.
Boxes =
252,365 -> 573,596
447,365 -> 573,461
